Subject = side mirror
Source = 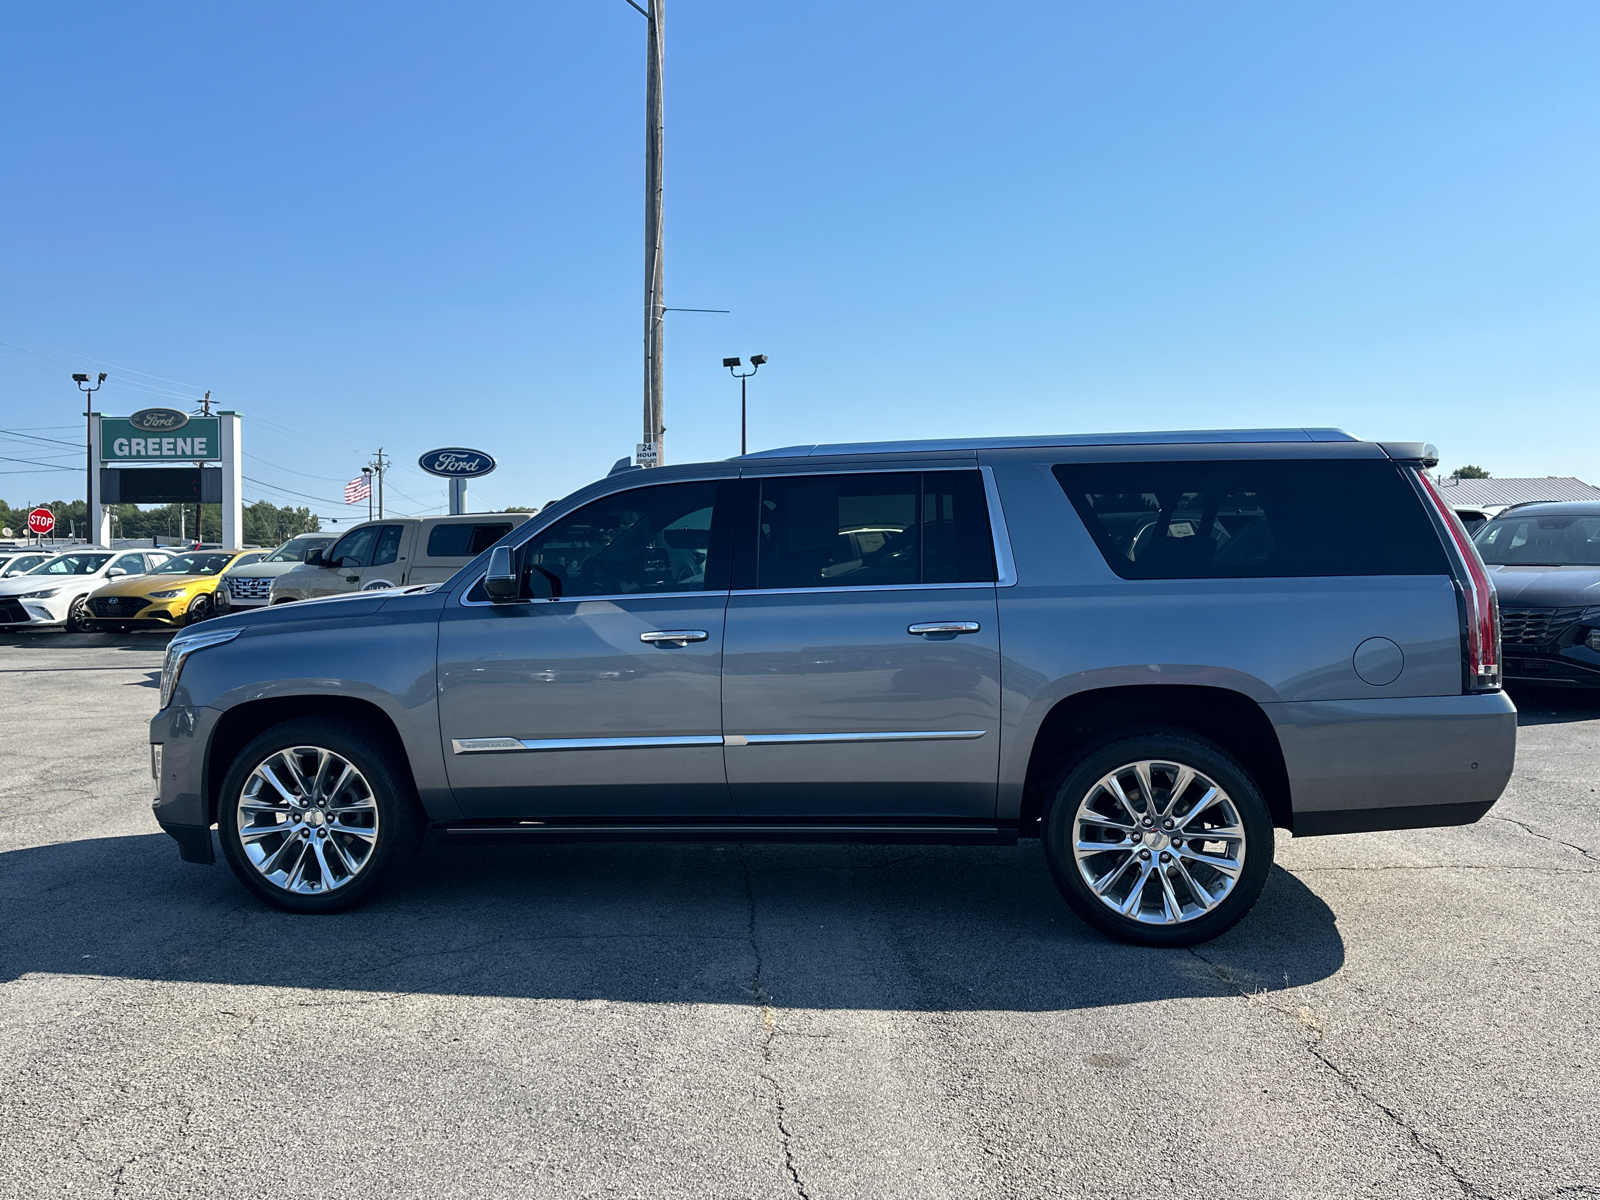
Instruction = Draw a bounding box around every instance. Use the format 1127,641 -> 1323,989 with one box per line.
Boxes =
484,546 -> 519,602
304,549 -> 326,567
107,568 -> 127,578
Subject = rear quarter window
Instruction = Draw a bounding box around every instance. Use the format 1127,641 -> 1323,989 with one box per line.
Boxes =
1052,459 -> 1448,579
426,522 -> 513,559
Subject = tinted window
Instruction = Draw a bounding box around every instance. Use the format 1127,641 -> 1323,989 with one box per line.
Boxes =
427,522 -> 513,558
35,554 -> 114,576
1054,459 -> 1448,579
1475,512 -> 1600,566
751,471 -> 995,589
326,526 -> 378,568
371,525 -> 404,566
264,535 -> 334,563
111,554 -> 147,574
509,481 -> 725,599
149,552 -> 236,576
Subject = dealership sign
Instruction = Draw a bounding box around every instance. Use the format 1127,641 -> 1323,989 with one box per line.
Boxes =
102,415 -> 220,462
418,447 -> 496,478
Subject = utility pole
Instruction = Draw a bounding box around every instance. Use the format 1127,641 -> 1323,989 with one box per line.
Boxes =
74,373 -> 105,544
642,0 -> 665,467
368,449 -> 387,519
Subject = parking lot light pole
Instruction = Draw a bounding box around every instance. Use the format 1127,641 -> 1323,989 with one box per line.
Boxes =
74,373 -> 105,546
723,355 -> 767,456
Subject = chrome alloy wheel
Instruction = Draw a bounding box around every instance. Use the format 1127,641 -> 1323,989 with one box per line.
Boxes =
236,746 -> 380,894
1072,759 -> 1246,925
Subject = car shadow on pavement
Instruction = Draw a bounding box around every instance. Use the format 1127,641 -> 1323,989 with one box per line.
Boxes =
0,629 -> 172,651
0,834 -> 1343,1011
1508,685 -> 1600,727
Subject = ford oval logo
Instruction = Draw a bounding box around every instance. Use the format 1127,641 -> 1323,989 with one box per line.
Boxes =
128,407 -> 191,432
418,447 -> 497,478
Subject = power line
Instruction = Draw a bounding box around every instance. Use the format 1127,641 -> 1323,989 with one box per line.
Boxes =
0,428 -> 81,449
242,451 -> 349,484
0,328 -> 206,390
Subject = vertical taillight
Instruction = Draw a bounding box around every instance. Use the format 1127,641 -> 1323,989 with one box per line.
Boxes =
1417,470 -> 1501,692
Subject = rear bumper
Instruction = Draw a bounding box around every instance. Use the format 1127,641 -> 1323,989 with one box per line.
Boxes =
1267,692 -> 1517,837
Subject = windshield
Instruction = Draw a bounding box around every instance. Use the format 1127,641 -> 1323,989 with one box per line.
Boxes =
1475,513 -> 1600,566
264,535 -> 333,563
27,553 -> 113,576
149,552 -> 236,576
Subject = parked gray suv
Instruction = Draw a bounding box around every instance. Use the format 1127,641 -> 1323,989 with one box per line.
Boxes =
149,429 -> 1514,946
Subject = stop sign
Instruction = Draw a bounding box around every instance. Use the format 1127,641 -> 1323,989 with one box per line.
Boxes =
27,508 -> 55,536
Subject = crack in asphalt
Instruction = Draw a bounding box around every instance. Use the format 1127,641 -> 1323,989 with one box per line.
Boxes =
1488,816 -> 1600,865
1187,946 -> 1495,1200
739,851 -> 812,1200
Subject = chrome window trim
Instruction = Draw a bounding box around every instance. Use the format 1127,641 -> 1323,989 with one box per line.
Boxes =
457,579 -> 722,608
980,465 -> 1018,587
453,729 -> 986,754
732,582 -> 994,598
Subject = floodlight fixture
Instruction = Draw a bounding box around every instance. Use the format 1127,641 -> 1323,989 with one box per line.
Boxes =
72,373 -> 89,383
722,357 -> 741,368
749,354 -> 768,366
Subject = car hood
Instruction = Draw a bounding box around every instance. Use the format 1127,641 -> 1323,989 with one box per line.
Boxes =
223,560 -> 310,578
94,573 -> 212,597
1486,565 -> 1600,609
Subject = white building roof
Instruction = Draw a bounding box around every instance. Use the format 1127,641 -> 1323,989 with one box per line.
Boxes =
1435,476 -> 1600,508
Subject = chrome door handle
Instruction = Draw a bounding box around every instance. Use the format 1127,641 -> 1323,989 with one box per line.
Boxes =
640,629 -> 709,644
908,621 -> 981,636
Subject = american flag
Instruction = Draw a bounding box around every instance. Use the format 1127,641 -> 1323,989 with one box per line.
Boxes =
344,475 -> 372,504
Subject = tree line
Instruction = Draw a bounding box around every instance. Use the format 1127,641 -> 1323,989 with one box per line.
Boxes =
0,499 -> 320,547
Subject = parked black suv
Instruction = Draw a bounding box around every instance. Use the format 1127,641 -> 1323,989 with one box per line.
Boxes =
1475,501 -> 1600,687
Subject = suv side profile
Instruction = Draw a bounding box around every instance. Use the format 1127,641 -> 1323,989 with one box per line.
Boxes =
149,430 -> 1514,946
268,513 -> 532,603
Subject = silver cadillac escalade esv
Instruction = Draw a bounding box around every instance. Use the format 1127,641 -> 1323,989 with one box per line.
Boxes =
149,429 -> 1514,946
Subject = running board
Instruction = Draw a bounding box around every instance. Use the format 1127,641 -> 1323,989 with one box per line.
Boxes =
433,821 -> 1017,846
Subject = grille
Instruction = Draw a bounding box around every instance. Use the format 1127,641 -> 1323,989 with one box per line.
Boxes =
227,576 -> 274,600
87,596 -> 151,619
1499,606 -> 1587,647
0,598 -> 28,624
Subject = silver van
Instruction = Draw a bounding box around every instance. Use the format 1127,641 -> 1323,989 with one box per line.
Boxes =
148,430 -> 1514,946
267,513 -> 531,603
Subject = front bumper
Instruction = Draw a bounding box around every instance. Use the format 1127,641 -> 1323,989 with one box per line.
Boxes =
0,594 -> 70,627
150,703 -> 222,864
1503,646 -> 1600,688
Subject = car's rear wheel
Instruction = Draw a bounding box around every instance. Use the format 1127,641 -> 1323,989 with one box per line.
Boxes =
1041,731 -> 1273,947
217,718 -> 424,914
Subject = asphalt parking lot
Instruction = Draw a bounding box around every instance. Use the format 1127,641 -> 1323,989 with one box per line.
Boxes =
0,630 -> 1596,1200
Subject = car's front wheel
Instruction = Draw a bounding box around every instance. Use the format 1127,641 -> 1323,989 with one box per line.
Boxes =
65,595 -> 91,633
1041,731 -> 1273,947
217,718 -> 424,913
185,594 -> 213,625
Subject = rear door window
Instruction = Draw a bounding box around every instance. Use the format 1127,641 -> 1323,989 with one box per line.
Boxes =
1053,459 -> 1447,579
427,522 -> 513,558
746,470 -> 995,589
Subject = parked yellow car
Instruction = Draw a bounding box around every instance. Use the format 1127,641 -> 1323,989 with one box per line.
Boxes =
86,549 -> 265,631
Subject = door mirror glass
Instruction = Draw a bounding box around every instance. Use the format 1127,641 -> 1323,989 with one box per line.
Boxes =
304,548 -> 325,567
484,545 -> 519,601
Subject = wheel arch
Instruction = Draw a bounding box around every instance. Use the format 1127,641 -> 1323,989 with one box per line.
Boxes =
203,695 -> 418,826
1018,684 -> 1293,833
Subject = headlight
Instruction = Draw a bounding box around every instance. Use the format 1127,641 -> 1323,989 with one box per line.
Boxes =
159,628 -> 241,710
18,588 -> 60,599
147,589 -> 186,599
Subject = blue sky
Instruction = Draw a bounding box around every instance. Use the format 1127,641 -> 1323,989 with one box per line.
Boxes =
2,1 -> 1596,520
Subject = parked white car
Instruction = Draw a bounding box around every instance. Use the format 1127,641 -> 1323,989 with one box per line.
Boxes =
0,551 -> 53,579
0,548 -> 171,632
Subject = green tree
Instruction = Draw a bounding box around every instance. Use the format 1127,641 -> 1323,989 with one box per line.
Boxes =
1450,465 -> 1490,479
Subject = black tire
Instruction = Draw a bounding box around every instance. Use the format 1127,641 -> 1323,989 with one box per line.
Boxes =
1041,730 -> 1273,948
65,595 -> 91,633
217,717 -> 425,914
185,594 -> 213,625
